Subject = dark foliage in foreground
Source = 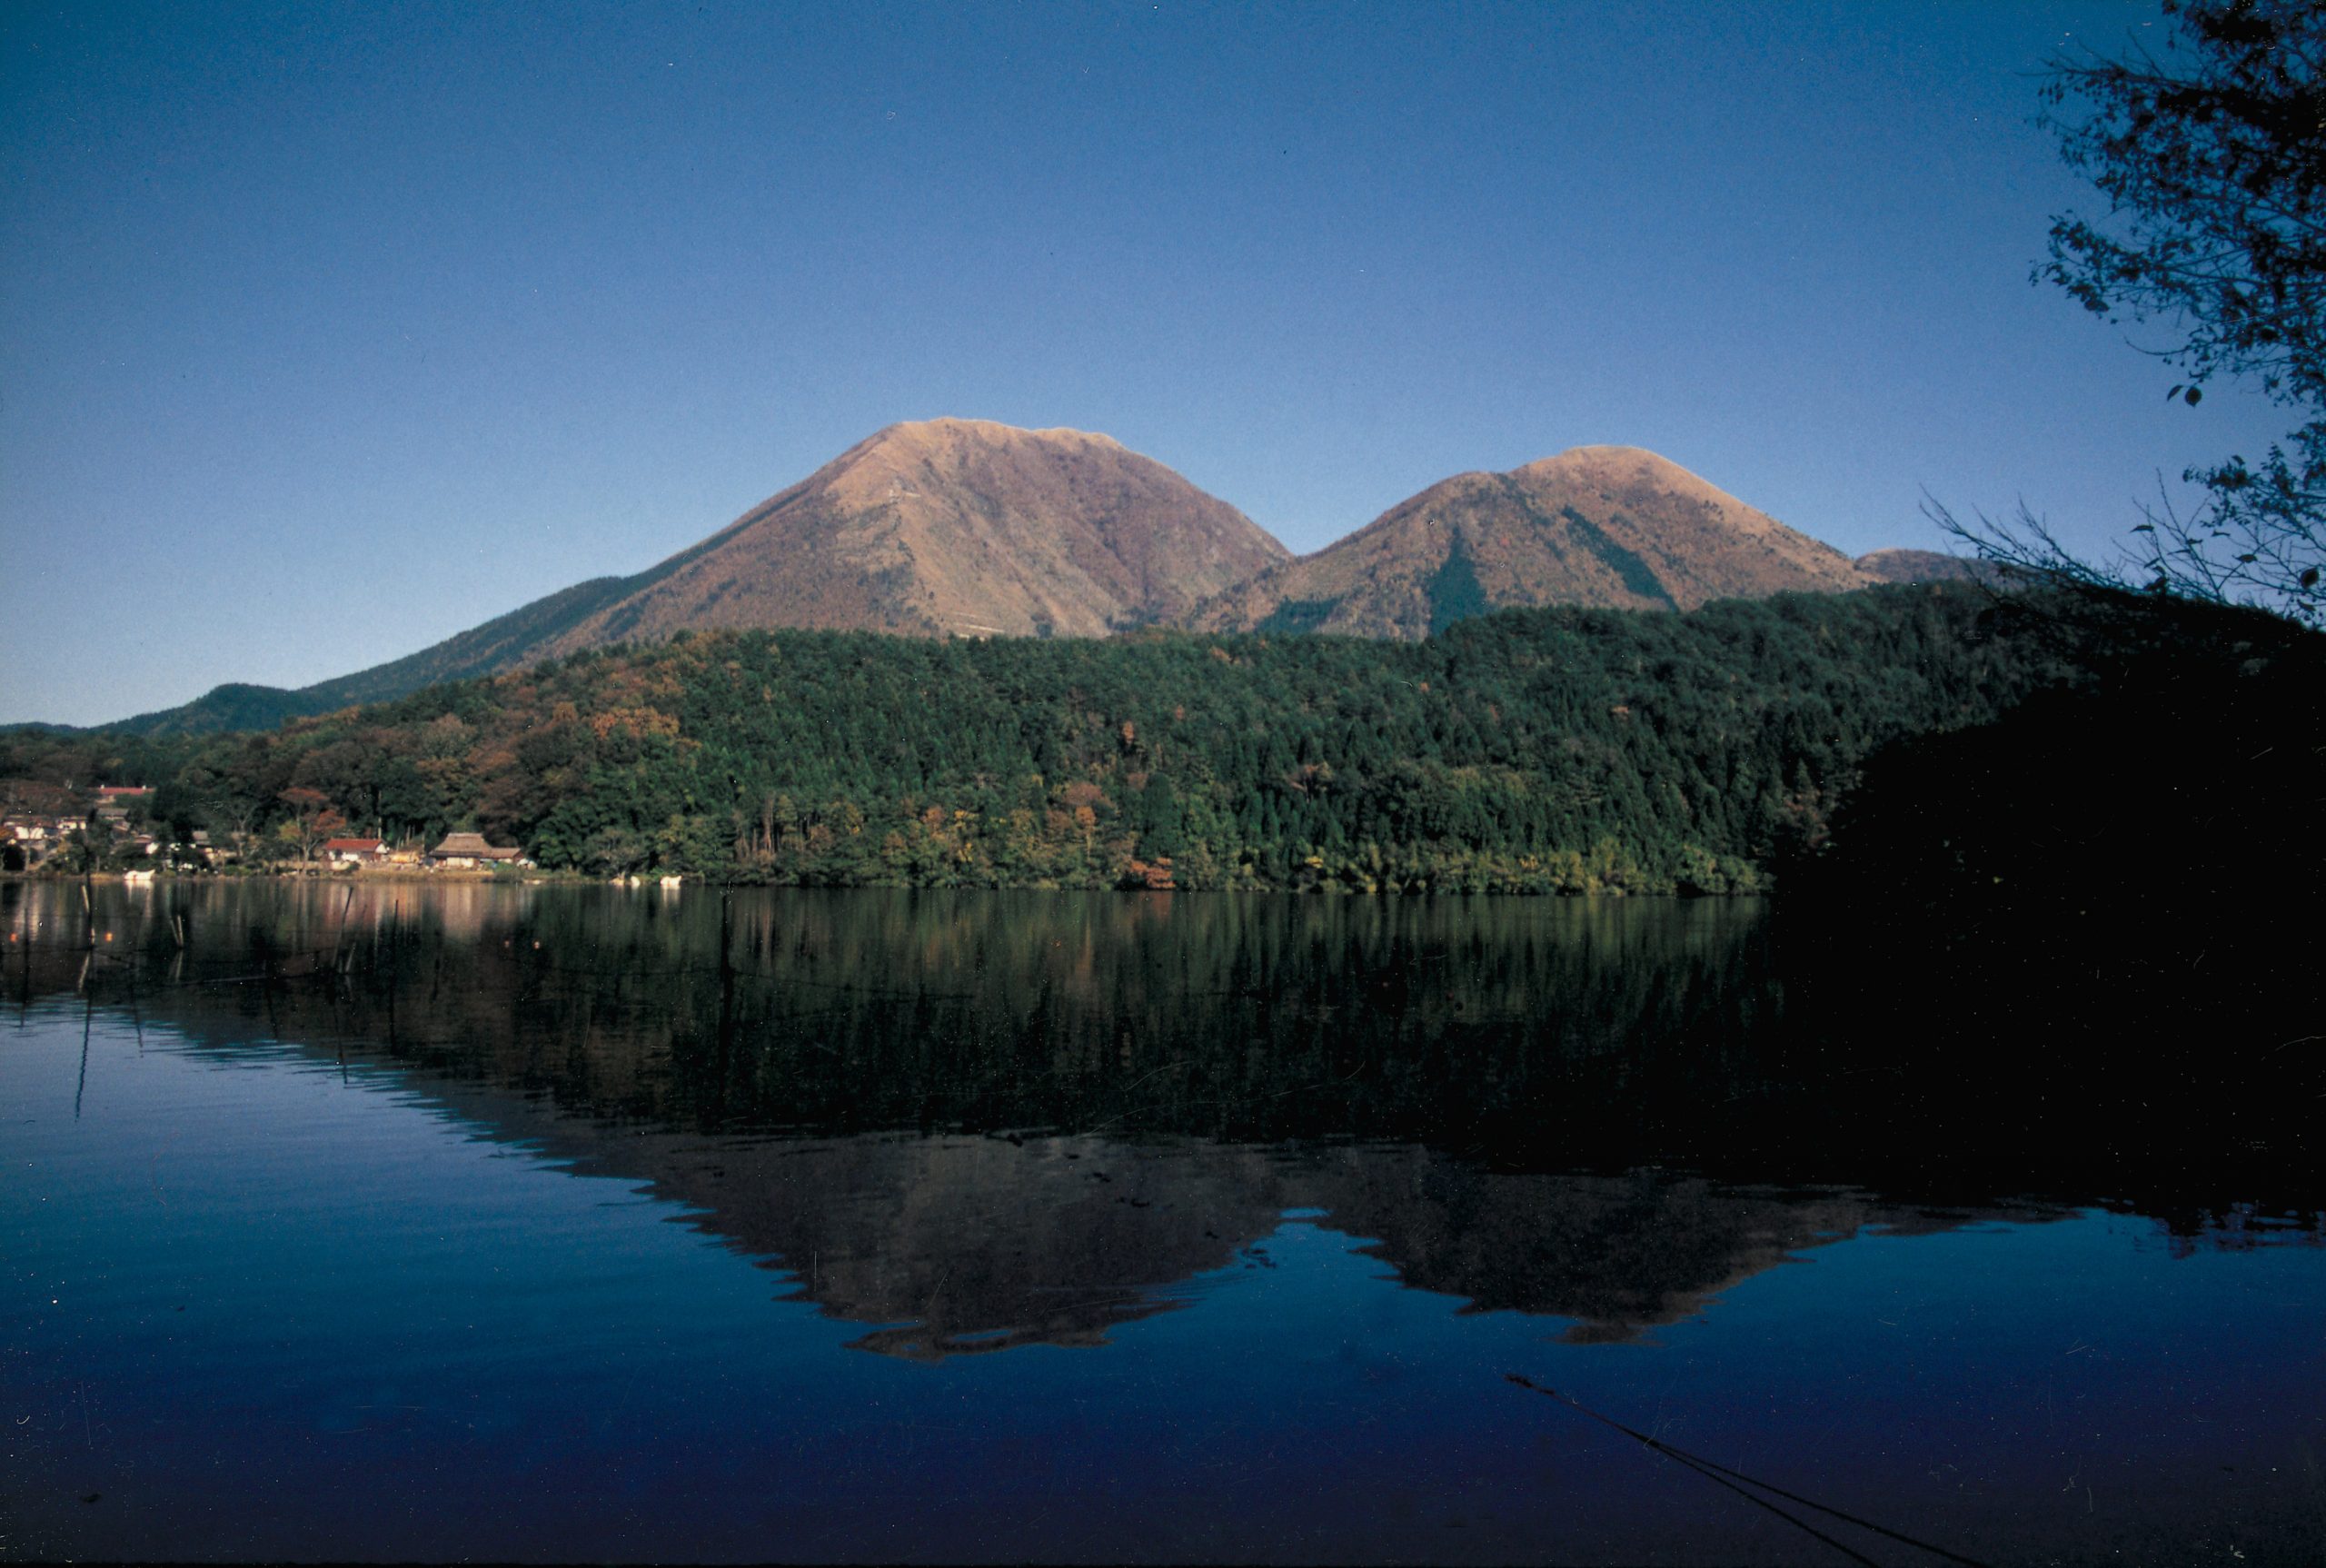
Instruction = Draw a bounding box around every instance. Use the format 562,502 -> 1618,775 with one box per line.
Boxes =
1784,590 -> 2326,1128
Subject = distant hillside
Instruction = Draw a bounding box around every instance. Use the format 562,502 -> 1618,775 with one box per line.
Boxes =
106,684 -> 325,738
1854,548 -> 2004,586
1189,446 -> 1874,639
109,575 -> 649,737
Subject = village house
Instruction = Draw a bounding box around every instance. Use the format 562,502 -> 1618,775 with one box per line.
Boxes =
322,837 -> 388,867
428,832 -> 526,869
93,785 -> 152,828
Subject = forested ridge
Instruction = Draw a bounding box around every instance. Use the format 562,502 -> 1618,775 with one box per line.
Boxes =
3,585 -> 2053,892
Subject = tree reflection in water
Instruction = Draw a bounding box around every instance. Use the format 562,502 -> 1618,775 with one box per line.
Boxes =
5,880 -> 2315,1360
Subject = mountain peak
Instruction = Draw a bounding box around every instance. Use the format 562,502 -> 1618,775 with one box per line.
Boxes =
1512,444 -> 1736,504
1523,442 -> 1673,467
509,419 -> 1288,649
859,417 -> 1128,455
1191,443 -> 1870,639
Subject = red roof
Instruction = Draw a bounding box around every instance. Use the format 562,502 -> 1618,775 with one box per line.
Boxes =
322,838 -> 384,853
97,786 -> 153,798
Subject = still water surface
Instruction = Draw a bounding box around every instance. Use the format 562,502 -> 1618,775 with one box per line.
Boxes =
4,881 -> 2321,1563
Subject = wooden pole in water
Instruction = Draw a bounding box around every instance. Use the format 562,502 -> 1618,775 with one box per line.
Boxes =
76,982 -> 91,1118
386,898 -> 399,1047
125,949 -> 144,1052
331,883 -> 354,972
1504,1375 -> 1991,1568
716,888 -> 738,1106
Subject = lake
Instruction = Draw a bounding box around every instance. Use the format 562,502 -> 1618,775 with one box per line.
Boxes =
5,880 -> 2321,1563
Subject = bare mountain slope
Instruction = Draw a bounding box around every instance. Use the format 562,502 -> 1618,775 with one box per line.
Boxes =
1189,446 -> 1874,640
539,418 -> 1288,650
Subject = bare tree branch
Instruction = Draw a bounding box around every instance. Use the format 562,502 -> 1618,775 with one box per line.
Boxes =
1968,0 -> 2326,627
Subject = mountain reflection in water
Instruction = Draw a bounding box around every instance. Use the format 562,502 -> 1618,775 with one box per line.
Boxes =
4,880 -> 2314,1364
354,1107 -> 2082,1360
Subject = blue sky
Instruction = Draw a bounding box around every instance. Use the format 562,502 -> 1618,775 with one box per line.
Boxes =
0,1 -> 2285,725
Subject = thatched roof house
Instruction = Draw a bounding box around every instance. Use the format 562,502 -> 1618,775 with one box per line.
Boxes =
429,831 -> 522,868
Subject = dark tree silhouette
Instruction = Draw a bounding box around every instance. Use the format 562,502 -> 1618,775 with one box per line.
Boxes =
1947,0 -> 2325,623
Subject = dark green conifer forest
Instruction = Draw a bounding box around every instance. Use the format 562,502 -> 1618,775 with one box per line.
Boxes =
3,585 -> 2054,891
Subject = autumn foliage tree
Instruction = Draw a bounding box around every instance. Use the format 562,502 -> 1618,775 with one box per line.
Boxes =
277,786 -> 346,864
